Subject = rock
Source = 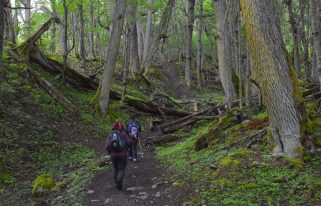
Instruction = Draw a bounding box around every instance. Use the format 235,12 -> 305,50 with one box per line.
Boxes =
91,200 -> 100,202
127,187 -> 144,192
132,175 -> 136,178
139,195 -> 148,200
151,182 -> 162,189
138,192 -> 148,196
130,195 -> 136,198
155,192 -> 161,198
209,164 -> 219,170
150,201 -> 154,204
104,198 -> 112,204
87,190 -> 95,194
173,182 -> 178,186
182,202 -> 193,206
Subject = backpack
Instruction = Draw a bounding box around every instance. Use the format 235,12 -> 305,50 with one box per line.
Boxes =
128,121 -> 139,139
109,131 -> 126,152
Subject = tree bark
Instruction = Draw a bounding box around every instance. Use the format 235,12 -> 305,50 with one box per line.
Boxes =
142,0 -> 153,64
196,0 -> 203,90
99,0 -> 126,115
24,0 -> 31,35
89,4 -> 95,60
78,4 -> 86,69
0,0 -> 4,66
185,0 -> 195,87
127,2 -> 140,77
50,0 -> 57,53
213,0 -> 236,106
310,0 -> 321,86
241,0 -> 303,157
136,4 -> 144,63
286,0 -> 300,76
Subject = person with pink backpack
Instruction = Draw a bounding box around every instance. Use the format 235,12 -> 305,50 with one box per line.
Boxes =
126,114 -> 141,163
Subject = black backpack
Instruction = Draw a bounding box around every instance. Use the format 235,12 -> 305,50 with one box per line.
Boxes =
109,131 -> 126,152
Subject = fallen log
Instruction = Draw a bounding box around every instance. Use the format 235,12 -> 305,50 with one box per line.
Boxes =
26,68 -> 78,113
19,18 -> 191,118
145,134 -> 180,144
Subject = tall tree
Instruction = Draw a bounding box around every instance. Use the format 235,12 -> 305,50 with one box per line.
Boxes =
241,0 -> 302,157
24,0 -> 31,35
127,2 -> 140,77
213,0 -> 236,106
142,0 -> 154,63
310,0 -> 321,85
142,0 -> 176,74
89,4 -> 95,60
50,0 -> 57,53
136,3 -> 144,63
78,4 -> 86,69
98,0 -> 126,115
286,0 -> 300,76
0,0 -> 4,66
196,0 -> 204,89
185,0 -> 195,87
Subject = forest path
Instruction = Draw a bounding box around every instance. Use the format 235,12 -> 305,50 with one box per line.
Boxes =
161,62 -> 190,98
83,132 -> 189,206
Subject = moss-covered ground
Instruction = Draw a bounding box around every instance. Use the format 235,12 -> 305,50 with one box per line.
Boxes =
157,109 -> 321,205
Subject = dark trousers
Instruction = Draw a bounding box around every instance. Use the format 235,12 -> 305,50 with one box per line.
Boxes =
129,139 -> 138,159
111,155 -> 127,189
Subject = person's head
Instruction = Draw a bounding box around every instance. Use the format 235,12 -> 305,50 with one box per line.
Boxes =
112,119 -> 124,131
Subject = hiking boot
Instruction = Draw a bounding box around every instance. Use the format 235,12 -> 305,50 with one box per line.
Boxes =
133,158 -> 137,163
128,156 -> 133,161
116,184 -> 122,191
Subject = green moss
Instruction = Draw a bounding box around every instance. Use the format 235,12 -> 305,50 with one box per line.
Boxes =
32,174 -> 55,196
219,157 -> 241,168
314,139 -> 321,147
194,126 -> 221,151
0,172 -> 16,185
288,158 -> 304,171
51,179 -> 69,192
216,178 -> 232,188
229,149 -> 254,158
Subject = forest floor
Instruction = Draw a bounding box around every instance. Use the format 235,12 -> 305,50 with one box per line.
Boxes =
161,61 -> 190,98
83,132 -> 192,206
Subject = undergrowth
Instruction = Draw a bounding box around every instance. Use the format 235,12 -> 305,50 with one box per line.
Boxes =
157,111 -> 321,205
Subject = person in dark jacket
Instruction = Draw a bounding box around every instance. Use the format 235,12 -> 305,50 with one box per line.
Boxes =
126,114 -> 141,162
106,119 -> 132,190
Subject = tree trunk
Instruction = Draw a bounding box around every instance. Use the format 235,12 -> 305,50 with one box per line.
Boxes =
62,0 -> 68,81
185,0 -> 195,87
310,0 -> 321,86
24,0 -> 31,35
143,0 -> 154,64
0,0 -> 4,66
241,0 -> 303,157
89,4 -> 95,60
286,0 -> 300,76
50,0 -> 57,53
196,0 -> 203,90
4,0 -> 15,44
213,0 -> 236,106
142,0 -> 176,74
127,3 -> 140,77
99,0 -> 126,115
78,4 -> 86,69
136,4 -> 144,63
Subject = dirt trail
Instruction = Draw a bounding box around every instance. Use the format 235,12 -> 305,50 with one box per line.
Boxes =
84,133 -> 189,206
161,62 -> 190,98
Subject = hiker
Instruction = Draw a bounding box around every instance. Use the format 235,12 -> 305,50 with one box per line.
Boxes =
106,119 -> 132,190
126,114 -> 141,162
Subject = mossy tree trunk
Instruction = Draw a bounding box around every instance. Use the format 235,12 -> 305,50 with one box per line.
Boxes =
240,0 -> 303,158
213,0 -> 236,106
99,0 -> 126,115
